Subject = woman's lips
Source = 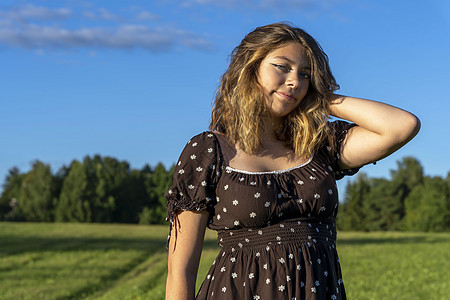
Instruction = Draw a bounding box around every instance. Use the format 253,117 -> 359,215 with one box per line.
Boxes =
276,91 -> 296,101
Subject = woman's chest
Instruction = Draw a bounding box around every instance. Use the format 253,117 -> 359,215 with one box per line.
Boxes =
209,157 -> 339,229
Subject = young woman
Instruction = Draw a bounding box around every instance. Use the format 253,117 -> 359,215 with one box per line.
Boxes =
165,22 -> 420,299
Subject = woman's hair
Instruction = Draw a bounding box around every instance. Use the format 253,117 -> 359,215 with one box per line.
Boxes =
210,22 -> 340,158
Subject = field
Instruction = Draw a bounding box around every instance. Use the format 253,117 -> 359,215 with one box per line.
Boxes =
0,223 -> 448,300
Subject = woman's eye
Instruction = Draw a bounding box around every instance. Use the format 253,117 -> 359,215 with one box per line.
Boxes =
299,72 -> 311,79
272,64 -> 290,72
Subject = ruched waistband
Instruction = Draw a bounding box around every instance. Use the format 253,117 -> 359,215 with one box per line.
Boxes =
217,219 -> 336,250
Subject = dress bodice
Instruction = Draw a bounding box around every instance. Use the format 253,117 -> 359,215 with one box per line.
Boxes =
208,151 -> 340,231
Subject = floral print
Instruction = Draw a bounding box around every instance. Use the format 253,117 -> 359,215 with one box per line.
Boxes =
166,121 -> 358,299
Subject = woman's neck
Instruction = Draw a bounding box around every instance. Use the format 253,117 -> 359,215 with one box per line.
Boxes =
260,114 -> 283,146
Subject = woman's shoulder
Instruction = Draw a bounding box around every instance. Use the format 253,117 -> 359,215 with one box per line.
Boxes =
319,120 -> 360,180
187,130 -> 217,143
175,131 -> 222,168
320,120 -> 357,150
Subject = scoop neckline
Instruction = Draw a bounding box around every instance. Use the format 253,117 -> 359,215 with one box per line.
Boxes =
209,131 -> 314,175
224,157 -> 314,175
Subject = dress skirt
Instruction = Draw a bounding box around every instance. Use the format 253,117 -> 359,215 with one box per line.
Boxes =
196,219 -> 346,300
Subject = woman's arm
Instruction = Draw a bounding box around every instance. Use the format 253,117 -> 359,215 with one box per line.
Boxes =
166,210 -> 209,300
329,94 -> 421,169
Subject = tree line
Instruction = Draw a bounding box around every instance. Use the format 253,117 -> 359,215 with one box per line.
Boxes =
337,157 -> 450,231
1,155 -> 449,231
0,155 -> 173,224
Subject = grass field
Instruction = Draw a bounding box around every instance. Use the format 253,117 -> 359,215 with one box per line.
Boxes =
0,223 -> 448,300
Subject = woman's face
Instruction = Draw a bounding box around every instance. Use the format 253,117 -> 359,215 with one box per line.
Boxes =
257,42 -> 311,117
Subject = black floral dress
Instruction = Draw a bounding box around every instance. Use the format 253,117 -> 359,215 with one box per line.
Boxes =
165,121 -> 359,300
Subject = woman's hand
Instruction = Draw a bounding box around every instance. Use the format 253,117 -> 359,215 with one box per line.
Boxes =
166,210 -> 209,300
329,94 -> 421,169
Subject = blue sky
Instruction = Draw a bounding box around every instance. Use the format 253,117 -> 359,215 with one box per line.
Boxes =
1,0 -> 449,195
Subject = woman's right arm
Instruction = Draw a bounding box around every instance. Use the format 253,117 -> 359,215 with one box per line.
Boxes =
166,210 -> 210,300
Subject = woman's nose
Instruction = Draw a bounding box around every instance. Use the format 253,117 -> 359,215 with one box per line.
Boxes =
285,74 -> 300,89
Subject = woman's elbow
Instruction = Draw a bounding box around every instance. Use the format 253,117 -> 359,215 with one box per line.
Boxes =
401,112 -> 421,142
388,111 -> 421,144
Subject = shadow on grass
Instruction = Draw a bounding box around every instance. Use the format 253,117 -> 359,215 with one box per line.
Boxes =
337,235 -> 450,246
0,236 -> 165,255
3,232 -> 447,256
56,251 -> 152,300
0,234 -> 220,299
0,234 -> 220,256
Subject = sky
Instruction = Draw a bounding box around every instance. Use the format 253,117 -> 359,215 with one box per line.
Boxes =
1,0 -> 449,195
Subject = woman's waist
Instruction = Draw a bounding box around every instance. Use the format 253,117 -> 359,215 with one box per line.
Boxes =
217,218 -> 336,250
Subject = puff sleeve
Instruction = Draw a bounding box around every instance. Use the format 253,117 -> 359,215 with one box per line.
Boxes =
326,120 -> 361,180
165,132 -> 222,243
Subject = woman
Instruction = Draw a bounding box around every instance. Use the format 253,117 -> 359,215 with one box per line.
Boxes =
165,22 -> 420,299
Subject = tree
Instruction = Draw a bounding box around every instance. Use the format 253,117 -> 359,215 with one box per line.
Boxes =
19,161 -> 56,222
55,160 -> 91,222
0,167 -> 26,221
337,173 -> 370,230
140,162 -> 173,224
113,168 -> 150,223
390,157 -> 424,216
81,155 -> 126,223
362,178 -> 401,230
403,176 -> 450,231
390,157 -> 424,193
337,157 -> 449,232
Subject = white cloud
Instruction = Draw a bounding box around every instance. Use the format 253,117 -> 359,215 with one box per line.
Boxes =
0,24 -> 212,52
0,4 -> 212,52
136,11 -> 159,21
0,4 -> 71,21
97,8 -> 122,21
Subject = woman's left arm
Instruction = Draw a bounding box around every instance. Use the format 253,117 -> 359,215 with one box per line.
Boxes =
329,94 -> 421,169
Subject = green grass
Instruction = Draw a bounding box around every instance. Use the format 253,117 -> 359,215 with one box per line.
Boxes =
0,223 -> 448,299
337,231 -> 450,299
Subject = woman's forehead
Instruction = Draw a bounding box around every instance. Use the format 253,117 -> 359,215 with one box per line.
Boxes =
265,43 -> 310,66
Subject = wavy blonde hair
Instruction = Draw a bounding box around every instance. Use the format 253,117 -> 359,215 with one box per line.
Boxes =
210,22 -> 339,157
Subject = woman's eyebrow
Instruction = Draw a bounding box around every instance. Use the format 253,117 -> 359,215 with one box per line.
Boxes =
272,56 -> 310,69
273,56 -> 295,63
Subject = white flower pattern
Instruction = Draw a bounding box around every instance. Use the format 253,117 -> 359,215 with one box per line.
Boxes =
166,126 -> 356,299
